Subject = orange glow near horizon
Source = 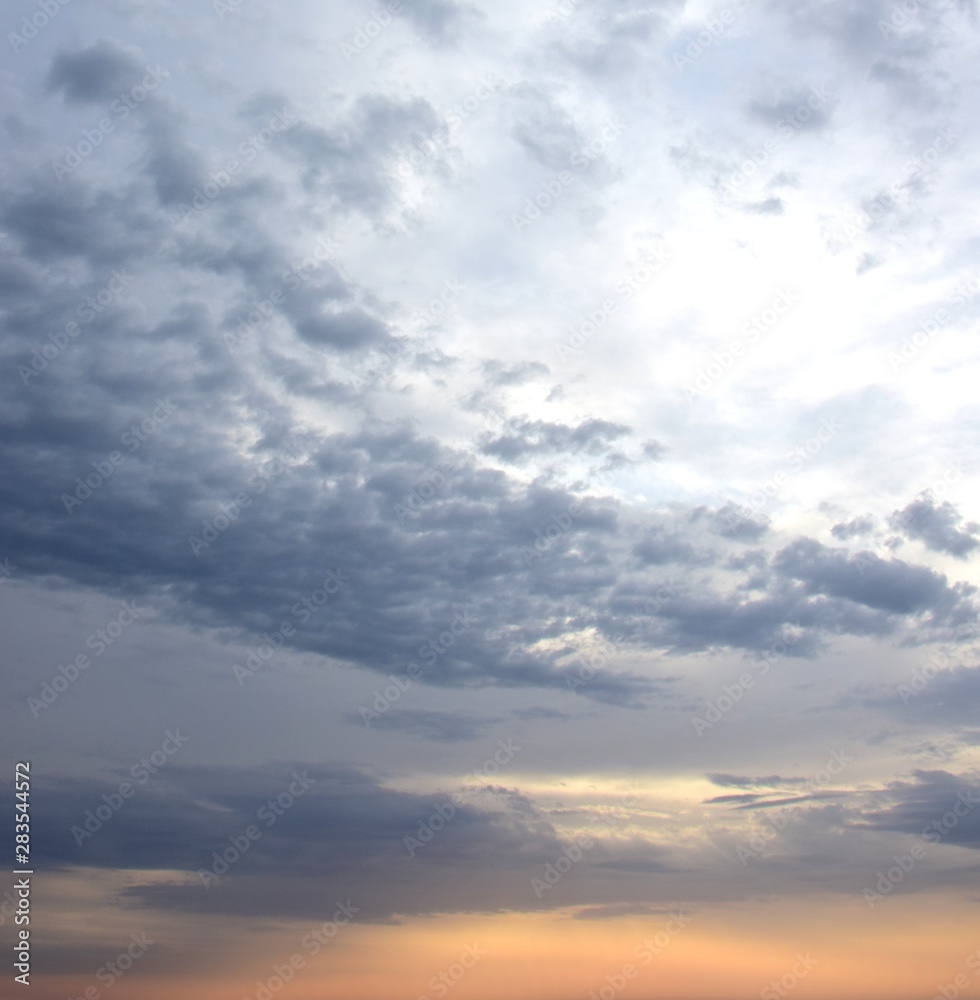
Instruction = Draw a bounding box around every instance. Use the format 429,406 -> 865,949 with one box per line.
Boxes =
33,890 -> 980,1000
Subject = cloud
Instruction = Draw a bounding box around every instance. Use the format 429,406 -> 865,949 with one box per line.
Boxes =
707,774 -> 810,789
560,1 -> 685,80
772,539 -> 972,616
747,86 -> 834,133
480,418 -> 631,463
642,439 -> 666,460
277,94 -> 446,217
400,0 -> 481,43
5,11 -> 978,725
26,761 -> 664,923
509,86 -> 597,175
891,497 -> 980,559
480,360 -> 550,387
48,38 -> 147,104
831,515 -> 876,540
2,182 -> 160,265
631,525 -> 709,567
853,769 -> 980,849
711,504 -> 770,542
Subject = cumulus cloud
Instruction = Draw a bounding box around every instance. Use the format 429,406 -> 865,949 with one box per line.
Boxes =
891,497 -> 980,559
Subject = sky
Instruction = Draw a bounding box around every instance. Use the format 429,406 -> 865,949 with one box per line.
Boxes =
2,0 -> 980,998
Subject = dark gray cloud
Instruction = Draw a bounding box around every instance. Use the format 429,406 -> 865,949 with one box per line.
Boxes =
480,417 -> 631,463
0,369 -> 665,702
4,34 -> 973,726
400,0 -> 480,42
708,774 -> 811,789
773,539 -> 972,616
278,95 -> 445,217
20,761 -> 689,927
831,515 -> 876,540
48,38 -> 146,104
631,525 -> 709,567
710,503 -> 770,542
2,265 -> 973,708
891,497 -> 980,558
593,857 -> 673,873
26,763 -> 566,922
140,118 -> 205,208
2,182 -> 160,265
853,769 -> 980,849
725,549 -> 767,572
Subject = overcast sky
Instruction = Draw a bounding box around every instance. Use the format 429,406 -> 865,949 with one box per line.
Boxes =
2,1 -> 980,998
